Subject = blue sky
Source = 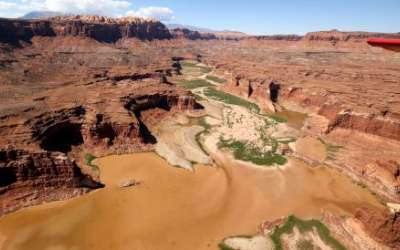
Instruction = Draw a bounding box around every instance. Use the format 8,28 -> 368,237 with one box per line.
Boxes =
0,0 -> 399,34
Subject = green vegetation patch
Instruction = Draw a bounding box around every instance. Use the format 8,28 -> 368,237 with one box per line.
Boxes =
199,66 -> 212,74
194,116 -> 212,156
206,75 -> 227,83
318,138 -> 343,153
198,116 -> 212,131
270,215 -> 346,250
84,153 -> 100,174
180,61 -> 212,74
296,239 -> 316,250
266,114 -> 288,123
204,87 -> 260,113
218,235 -> 254,250
318,138 -> 344,160
180,61 -> 199,67
277,138 -> 297,144
218,243 -> 236,250
176,79 -> 214,90
193,93 -> 205,101
218,138 -> 287,166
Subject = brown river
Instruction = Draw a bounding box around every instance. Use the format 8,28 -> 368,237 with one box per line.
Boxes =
0,152 -> 382,250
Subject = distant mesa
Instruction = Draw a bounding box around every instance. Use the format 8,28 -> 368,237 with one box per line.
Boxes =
0,14 -> 172,45
167,23 -> 249,39
170,28 -> 217,40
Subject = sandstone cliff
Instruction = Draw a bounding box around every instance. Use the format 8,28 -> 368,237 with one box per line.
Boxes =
355,207 -> 400,249
0,147 -> 103,215
250,34 -> 303,41
0,24 -> 202,215
170,28 -> 217,40
0,15 -> 172,45
304,30 -> 400,42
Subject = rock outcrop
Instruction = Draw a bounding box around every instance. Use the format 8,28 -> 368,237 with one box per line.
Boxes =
355,207 -> 400,249
304,30 -> 400,42
0,15 -> 171,45
0,147 -> 103,215
171,28 -> 217,40
0,20 -> 204,215
250,34 -> 303,41
322,211 -> 393,250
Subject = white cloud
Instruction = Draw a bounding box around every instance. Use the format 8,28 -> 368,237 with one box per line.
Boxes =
126,6 -> 174,21
0,0 -> 175,21
44,0 -> 130,15
0,1 -> 17,10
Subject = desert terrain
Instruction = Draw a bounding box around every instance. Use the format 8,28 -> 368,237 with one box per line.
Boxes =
0,15 -> 400,250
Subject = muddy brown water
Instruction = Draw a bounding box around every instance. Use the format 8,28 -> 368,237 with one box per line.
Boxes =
0,152 -> 382,250
271,108 -> 308,130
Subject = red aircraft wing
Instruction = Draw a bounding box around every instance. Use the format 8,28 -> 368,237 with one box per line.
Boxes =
367,38 -> 400,52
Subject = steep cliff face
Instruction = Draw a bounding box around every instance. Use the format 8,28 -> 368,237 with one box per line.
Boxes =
0,147 -> 103,215
0,86 -> 200,216
0,15 -> 172,45
279,87 -> 400,141
0,18 -> 55,44
170,28 -> 217,40
326,111 -> 400,141
355,207 -> 400,249
221,75 -> 277,112
0,28 -> 203,215
250,34 -> 303,41
304,30 -> 400,42
83,90 -> 200,153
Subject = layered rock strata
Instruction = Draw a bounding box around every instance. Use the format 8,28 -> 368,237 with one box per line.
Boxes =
0,15 -> 171,45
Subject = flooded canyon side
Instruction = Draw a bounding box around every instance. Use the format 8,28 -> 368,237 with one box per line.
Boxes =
0,152 -> 382,250
0,62 -> 385,250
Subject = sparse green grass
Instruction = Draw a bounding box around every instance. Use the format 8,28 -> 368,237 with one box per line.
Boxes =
84,153 -> 100,174
204,87 -> 260,113
200,66 -> 212,74
180,61 -> 212,74
278,138 -> 297,144
206,75 -> 226,83
318,138 -> 343,153
270,215 -> 346,250
84,153 -> 96,166
218,138 -> 287,166
267,114 -> 288,123
198,116 -> 212,131
296,239 -> 315,250
218,243 -> 236,250
318,138 -> 344,160
193,116 -> 212,156
193,93 -> 205,101
176,79 -> 214,90
180,61 -> 198,67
